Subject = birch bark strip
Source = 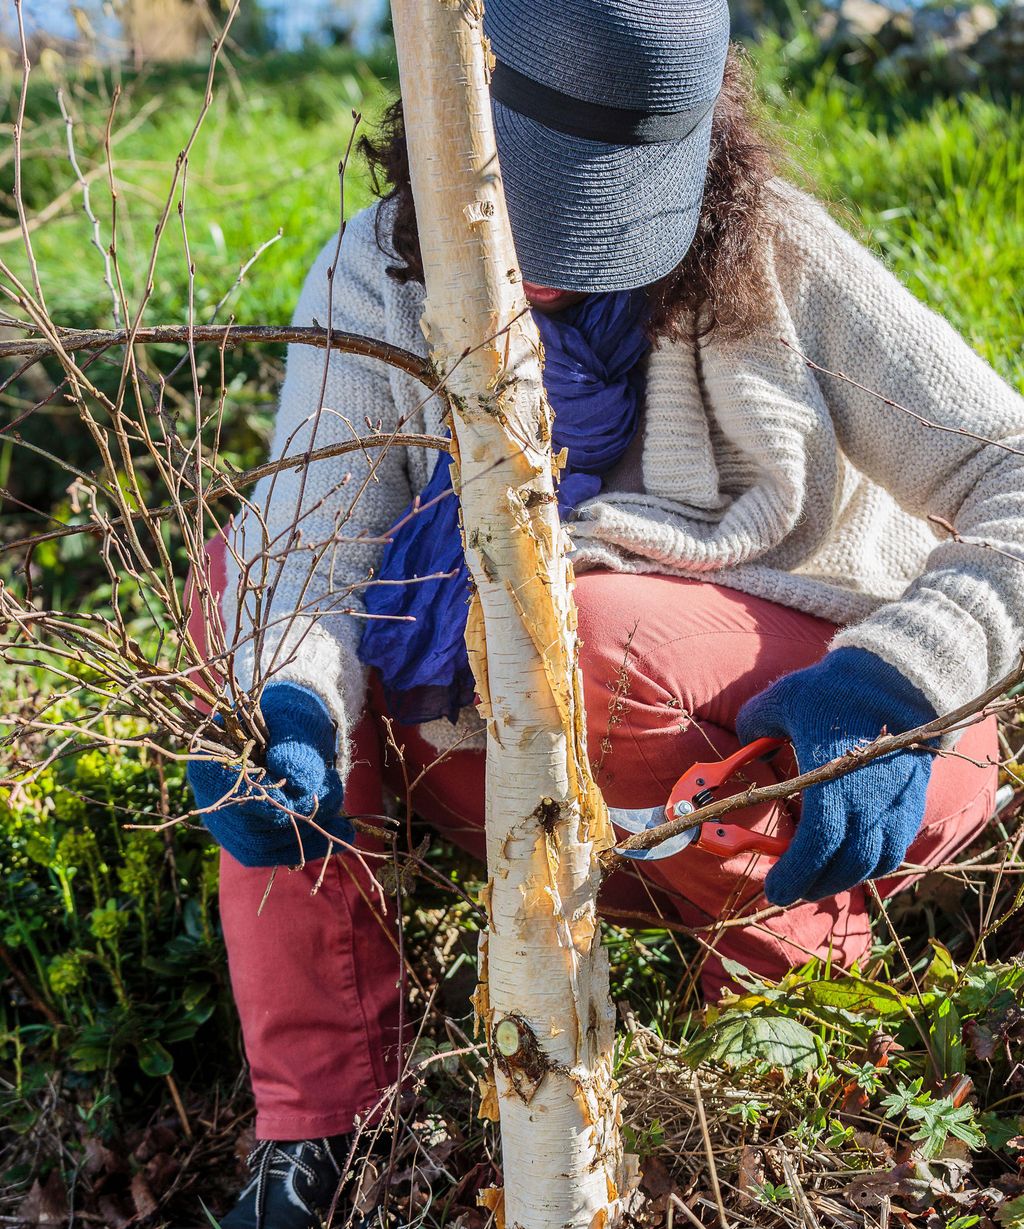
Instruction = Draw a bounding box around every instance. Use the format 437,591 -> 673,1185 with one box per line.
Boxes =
389,1 -> 633,1225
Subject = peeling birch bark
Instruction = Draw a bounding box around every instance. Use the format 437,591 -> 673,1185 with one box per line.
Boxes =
389,1 -> 634,1225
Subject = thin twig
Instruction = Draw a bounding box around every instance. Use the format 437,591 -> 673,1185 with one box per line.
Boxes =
1,431 -> 450,554
693,1075 -> 731,1229
614,653 -> 1024,856
782,338 -> 1024,458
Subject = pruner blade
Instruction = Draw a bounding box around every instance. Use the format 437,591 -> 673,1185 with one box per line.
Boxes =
608,737 -> 793,863
608,804 -> 700,861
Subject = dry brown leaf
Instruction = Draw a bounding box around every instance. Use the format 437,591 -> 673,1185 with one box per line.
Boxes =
638,1155 -> 679,1202
352,1158 -> 384,1215
80,1136 -> 123,1179
16,1172 -> 68,1227
737,1145 -> 766,1208
130,1171 -> 159,1219
477,1184 -> 506,1229
96,1195 -> 133,1229
477,1071 -> 501,1122
853,1130 -> 896,1163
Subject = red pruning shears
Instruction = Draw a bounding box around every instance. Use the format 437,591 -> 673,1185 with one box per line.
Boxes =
609,738 -> 794,862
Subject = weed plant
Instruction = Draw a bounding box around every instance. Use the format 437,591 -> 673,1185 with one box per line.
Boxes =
1,697 -> 227,1143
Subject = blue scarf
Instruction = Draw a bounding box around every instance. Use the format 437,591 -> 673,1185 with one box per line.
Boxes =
358,290 -> 650,724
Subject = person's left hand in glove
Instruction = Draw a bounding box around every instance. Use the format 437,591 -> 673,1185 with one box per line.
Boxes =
736,647 -> 937,905
187,681 -> 353,867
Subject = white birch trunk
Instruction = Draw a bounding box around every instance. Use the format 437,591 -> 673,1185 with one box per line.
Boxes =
389,2 -> 634,1226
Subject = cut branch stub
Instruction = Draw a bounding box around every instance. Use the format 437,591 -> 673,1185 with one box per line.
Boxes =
493,1012 -> 551,1103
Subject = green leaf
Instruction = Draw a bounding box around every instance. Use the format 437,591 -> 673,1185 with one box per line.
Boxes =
161,1019 -> 202,1043
958,965 -> 1024,1017
756,1182 -> 792,1205
182,981 -> 211,1012
997,1195 -> 1024,1229
928,995 -> 965,1080
909,1098 -> 985,1158
825,1119 -> 855,1148
685,1011 -> 823,1078
70,1041 -> 114,1072
798,976 -> 917,1018
718,958 -> 770,994
848,1061 -> 885,1093
726,1099 -> 768,1126
136,1039 -> 173,1078
182,998 -> 216,1027
924,940 -> 958,989
880,1077 -> 927,1120
978,1113 -> 1024,1153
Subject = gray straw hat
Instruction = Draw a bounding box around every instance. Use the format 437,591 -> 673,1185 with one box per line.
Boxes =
484,0 -> 731,293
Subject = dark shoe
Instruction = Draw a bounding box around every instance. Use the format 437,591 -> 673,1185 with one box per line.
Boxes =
218,1136 -> 349,1229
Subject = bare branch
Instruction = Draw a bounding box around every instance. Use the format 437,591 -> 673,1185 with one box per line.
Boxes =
613,651 -> 1024,857
0,431 -> 450,555
0,323 -> 437,391
782,337 -> 1024,458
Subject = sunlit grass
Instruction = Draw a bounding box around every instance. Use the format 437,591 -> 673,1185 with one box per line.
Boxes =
778,77 -> 1024,387
2,48 -> 394,329
4,42 -> 1021,393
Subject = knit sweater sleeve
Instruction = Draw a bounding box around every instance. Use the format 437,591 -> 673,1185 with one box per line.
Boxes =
220,206 -> 413,784
781,188 -> 1024,720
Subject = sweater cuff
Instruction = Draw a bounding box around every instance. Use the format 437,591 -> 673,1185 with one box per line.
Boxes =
228,614 -> 367,787
830,589 -> 992,750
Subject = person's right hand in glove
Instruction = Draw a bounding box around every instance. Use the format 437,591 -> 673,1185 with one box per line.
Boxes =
736,647 -> 936,905
187,681 -> 353,867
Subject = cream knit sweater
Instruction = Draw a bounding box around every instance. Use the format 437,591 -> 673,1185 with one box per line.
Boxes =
222,183 -> 1024,780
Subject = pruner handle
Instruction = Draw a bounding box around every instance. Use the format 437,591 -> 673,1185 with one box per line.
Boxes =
666,737 -> 787,816
692,737 -> 787,790
696,824 -> 790,859
669,737 -> 793,862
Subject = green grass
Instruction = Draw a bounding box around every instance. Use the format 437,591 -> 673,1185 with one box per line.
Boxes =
3,40 -> 1021,385
765,64 -> 1024,386
0,47 -> 398,599
5,39 -> 1020,606
1,47 -> 396,330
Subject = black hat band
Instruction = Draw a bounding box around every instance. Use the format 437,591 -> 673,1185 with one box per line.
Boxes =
490,60 -> 719,146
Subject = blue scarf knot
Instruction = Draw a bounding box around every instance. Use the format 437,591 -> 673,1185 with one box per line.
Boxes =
358,290 -> 649,724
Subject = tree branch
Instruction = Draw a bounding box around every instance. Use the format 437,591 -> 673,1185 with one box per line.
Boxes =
0,323 -> 436,391
612,651 -> 1024,857
1,431 -> 450,554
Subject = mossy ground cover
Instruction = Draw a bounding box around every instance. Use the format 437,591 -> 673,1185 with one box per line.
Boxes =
1,34 -> 1022,1229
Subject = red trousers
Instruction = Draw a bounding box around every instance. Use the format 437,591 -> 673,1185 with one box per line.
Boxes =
213,573 -> 997,1140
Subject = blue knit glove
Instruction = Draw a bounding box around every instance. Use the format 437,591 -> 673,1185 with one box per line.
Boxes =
187,681 -> 353,867
736,648 -> 936,906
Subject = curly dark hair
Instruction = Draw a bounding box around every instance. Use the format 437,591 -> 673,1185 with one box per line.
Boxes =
359,45 -> 780,343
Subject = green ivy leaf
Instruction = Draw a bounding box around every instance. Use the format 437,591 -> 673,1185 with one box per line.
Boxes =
686,1011 -> 823,1078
